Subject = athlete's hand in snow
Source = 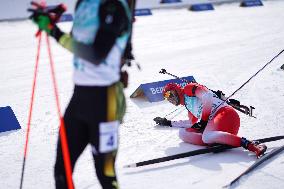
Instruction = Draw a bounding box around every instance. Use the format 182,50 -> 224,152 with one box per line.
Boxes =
28,2 -> 66,36
153,117 -> 172,127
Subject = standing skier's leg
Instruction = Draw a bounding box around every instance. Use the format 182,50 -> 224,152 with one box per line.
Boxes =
90,82 -> 125,189
54,94 -> 89,189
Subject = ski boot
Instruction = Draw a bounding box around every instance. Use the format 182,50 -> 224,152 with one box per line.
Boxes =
241,137 -> 267,158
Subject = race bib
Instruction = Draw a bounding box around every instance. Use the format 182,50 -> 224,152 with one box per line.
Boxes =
184,96 -> 203,119
99,121 -> 119,153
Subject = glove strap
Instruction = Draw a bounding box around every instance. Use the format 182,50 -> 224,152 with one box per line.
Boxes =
51,25 -> 64,41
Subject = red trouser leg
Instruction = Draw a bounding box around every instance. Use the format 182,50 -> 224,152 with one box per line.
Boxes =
179,128 -> 207,146
202,106 -> 241,147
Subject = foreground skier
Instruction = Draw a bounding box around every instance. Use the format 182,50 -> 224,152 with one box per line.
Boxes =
29,0 -> 134,188
154,82 -> 267,157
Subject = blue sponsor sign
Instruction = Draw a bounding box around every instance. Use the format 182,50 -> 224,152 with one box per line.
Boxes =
135,9 -> 152,16
0,106 -> 21,133
130,76 -> 196,102
59,14 -> 73,22
160,0 -> 182,4
189,3 -> 214,11
240,0 -> 263,7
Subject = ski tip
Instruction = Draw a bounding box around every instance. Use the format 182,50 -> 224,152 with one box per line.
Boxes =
222,184 -> 229,188
223,181 -> 237,188
123,163 -> 137,168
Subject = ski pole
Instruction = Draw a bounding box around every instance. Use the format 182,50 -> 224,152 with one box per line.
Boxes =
124,135 -> 284,168
163,106 -> 184,119
212,49 -> 284,114
159,68 -> 225,98
21,1 -> 72,188
159,69 -> 255,118
46,34 -> 74,189
224,143 -> 284,188
20,31 -> 42,189
158,69 -> 192,119
159,68 -> 192,84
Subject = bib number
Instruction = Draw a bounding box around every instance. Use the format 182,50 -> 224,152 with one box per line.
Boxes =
99,121 -> 119,153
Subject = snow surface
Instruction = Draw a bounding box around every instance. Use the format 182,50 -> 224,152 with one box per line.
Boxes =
1,1 -> 284,189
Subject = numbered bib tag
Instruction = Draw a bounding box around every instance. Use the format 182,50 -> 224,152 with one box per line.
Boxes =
99,121 -> 119,153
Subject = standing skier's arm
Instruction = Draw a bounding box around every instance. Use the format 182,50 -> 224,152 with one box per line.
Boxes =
30,1 -> 130,65
53,31 -> 116,65
54,0 -> 130,65
122,0 -> 136,63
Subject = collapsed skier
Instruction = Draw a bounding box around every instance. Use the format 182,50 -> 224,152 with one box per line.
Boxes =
154,82 -> 267,157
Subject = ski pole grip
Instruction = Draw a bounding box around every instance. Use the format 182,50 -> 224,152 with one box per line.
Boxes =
30,1 -> 46,9
49,4 -> 67,23
54,4 -> 67,18
159,68 -> 167,74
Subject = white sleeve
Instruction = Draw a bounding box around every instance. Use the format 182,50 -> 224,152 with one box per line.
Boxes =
171,120 -> 193,128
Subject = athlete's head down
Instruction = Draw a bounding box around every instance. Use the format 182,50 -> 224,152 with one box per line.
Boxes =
163,83 -> 182,106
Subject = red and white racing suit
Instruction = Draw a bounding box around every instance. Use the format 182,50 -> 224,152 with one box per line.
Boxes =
171,83 -> 242,147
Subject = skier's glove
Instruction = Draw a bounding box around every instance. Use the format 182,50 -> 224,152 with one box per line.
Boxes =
191,120 -> 208,131
153,117 -> 172,127
28,2 -> 66,40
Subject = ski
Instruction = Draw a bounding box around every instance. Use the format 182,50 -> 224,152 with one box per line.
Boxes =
224,143 -> 284,188
123,135 -> 284,168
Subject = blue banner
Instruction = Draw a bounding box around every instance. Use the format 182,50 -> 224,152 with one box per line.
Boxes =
240,0 -> 263,7
135,9 -> 152,16
189,3 -> 214,11
130,76 -> 196,102
59,14 -> 73,22
0,106 -> 21,133
160,0 -> 182,4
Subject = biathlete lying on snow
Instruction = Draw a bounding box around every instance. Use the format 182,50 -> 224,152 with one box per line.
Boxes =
154,82 -> 267,157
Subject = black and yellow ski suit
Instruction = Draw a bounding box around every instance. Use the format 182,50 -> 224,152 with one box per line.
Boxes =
52,0 -> 133,188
